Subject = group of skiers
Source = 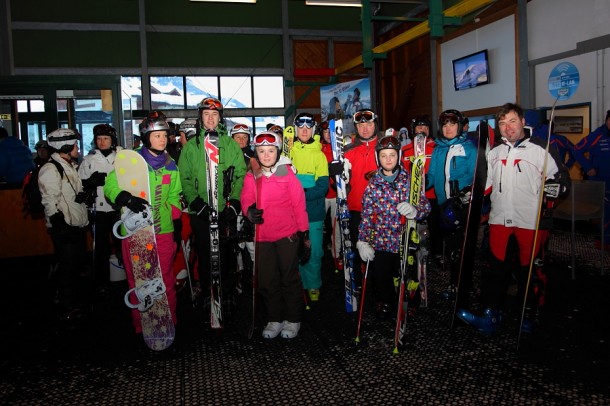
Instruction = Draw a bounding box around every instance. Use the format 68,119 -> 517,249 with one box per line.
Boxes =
36,96 -> 610,345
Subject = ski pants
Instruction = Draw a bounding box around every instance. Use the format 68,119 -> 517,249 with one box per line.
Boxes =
325,198 -> 341,259
371,250 -> 399,305
481,224 -> 548,310
256,234 -> 304,323
91,210 -> 121,288
50,226 -> 87,310
123,233 -> 177,333
299,220 -> 323,290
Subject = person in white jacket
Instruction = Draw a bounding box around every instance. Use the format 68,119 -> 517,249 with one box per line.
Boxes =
78,124 -> 123,293
39,128 -> 89,321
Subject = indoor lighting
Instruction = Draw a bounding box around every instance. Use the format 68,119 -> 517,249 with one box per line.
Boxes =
305,0 -> 361,7
190,0 -> 256,3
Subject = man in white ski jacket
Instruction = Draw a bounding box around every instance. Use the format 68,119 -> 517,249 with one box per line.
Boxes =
457,103 -> 569,335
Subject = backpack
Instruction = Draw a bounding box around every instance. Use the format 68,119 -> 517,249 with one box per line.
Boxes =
22,159 -> 64,218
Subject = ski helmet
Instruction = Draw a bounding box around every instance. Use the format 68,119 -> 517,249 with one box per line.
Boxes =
375,132 -> 402,170
439,197 -> 467,231
252,131 -> 282,166
140,117 -> 170,149
35,140 -> 49,150
179,118 -> 198,141
93,124 -> 118,148
47,128 -> 80,153
410,116 -> 431,137
294,113 -> 316,137
437,109 -> 465,139
198,97 -> 223,120
267,124 -> 283,136
231,123 -> 251,138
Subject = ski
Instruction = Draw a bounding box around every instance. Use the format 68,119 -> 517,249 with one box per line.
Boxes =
204,132 -> 223,329
394,130 -> 425,353
450,121 -> 489,328
282,125 -> 294,158
329,119 -> 357,313
412,133 -> 428,309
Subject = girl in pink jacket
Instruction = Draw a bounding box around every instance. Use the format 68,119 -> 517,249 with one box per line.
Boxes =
241,131 -> 309,340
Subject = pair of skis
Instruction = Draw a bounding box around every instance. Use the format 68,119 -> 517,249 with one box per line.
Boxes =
329,119 -> 358,313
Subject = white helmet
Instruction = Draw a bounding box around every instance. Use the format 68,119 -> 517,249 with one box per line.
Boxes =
179,118 -> 198,140
47,128 -> 79,152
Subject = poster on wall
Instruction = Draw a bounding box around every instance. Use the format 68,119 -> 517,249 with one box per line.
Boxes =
320,78 -> 371,136
547,62 -> 579,101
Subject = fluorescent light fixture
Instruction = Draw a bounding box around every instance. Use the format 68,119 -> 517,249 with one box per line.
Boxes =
305,0 -> 361,7
190,0 -> 256,3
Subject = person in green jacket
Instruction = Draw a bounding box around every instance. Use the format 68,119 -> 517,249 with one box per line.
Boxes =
290,113 -> 329,302
104,113 -> 182,334
178,97 -> 247,304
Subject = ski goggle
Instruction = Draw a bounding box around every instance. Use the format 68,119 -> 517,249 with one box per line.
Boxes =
353,110 -> 376,124
198,97 -> 223,111
253,132 -> 281,148
294,116 -> 315,128
439,112 -> 461,125
231,123 -> 250,135
378,135 -> 401,149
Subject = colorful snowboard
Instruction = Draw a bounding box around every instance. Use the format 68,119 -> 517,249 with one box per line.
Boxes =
115,149 -> 175,351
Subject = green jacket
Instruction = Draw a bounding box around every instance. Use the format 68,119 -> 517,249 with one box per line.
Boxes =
104,153 -> 182,236
178,128 -> 246,211
290,138 -> 329,222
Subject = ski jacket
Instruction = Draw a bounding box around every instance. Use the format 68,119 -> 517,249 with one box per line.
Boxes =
344,137 -> 379,212
486,135 -> 570,230
401,137 -> 437,199
178,130 -> 247,211
290,138 -> 329,223
321,142 -> 337,199
241,156 -> 308,243
572,123 -> 610,181
427,134 -> 477,205
104,149 -> 182,236
39,153 -> 88,228
78,147 -> 123,212
358,169 -> 431,253
0,136 -> 35,185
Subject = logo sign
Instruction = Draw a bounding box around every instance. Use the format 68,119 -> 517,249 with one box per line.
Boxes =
548,62 -> 579,101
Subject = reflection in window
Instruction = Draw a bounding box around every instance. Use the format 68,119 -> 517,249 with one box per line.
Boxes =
253,77 -> 284,108
121,76 -> 143,111
221,76 -> 252,109
186,76 -> 219,109
151,76 -> 185,110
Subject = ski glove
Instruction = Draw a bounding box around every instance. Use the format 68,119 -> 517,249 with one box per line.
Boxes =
190,197 -> 211,220
544,181 -> 566,199
173,218 -> 182,245
396,202 -> 418,219
115,191 -> 148,213
49,211 -> 69,232
89,171 -> 107,187
297,230 -> 311,265
247,204 -> 264,224
356,241 -> 375,262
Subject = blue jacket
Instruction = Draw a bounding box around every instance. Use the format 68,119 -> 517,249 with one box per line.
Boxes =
532,124 -> 575,169
0,136 -> 35,185
427,134 -> 477,204
573,123 -> 610,181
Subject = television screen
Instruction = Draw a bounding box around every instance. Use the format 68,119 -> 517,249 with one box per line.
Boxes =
452,49 -> 490,91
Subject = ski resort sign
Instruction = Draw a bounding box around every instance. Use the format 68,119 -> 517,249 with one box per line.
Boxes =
548,62 -> 579,101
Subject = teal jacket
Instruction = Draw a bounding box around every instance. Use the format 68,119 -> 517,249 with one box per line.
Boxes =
104,150 -> 182,236
290,138 -> 329,222
178,128 -> 246,211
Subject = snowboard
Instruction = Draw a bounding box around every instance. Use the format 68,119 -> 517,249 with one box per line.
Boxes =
451,121 -> 490,328
115,149 -> 175,351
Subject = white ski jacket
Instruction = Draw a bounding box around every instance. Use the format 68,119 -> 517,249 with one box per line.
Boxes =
78,147 -> 123,212
486,136 -> 567,230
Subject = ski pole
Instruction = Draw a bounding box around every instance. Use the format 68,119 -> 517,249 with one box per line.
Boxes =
355,259 -> 370,343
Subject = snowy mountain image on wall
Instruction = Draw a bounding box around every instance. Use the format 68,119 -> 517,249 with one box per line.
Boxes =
455,62 -> 489,90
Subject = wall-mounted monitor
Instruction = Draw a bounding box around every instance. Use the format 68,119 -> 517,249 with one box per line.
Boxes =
452,49 -> 490,91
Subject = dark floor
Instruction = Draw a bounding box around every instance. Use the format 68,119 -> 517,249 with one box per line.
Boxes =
1,222 -> 609,405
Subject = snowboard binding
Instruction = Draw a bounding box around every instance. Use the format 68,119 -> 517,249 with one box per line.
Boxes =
113,205 -> 153,239
124,278 -> 167,312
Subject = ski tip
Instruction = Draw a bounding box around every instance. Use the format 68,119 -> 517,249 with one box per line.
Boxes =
306,305 -> 311,311
334,269 -> 339,274
392,347 -> 399,355
355,336 -> 361,344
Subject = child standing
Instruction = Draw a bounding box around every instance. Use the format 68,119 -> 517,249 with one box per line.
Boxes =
357,134 -> 431,319
104,114 -> 182,334
241,131 -> 310,339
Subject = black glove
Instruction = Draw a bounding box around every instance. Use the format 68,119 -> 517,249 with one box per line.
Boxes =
49,212 -> 69,233
190,197 -> 210,220
328,160 -> 344,177
173,218 -> 182,245
247,203 -> 264,224
89,171 -> 107,187
297,230 -> 311,265
115,190 -> 148,213
227,199 -> 241,216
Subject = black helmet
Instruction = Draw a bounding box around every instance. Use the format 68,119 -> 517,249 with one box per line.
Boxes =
198,97 -> 223,118
437,109 -> 466,139
375,131 -> 402,170
410,115 -> 431,136
93,124 -> 118,148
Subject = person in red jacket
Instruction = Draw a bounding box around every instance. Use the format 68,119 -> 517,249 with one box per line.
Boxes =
329,109 -> 380,292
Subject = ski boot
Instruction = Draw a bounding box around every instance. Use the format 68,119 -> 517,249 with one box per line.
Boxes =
456,308 -> 502,335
